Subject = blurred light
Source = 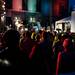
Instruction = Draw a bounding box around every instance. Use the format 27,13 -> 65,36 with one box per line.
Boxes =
33,18 -> 36,23
3,60 -> 10,65
29,17 -> 36,23
25,28 -> 28,31
41,28 -> 44,31
3,8 -> 5,10
30,17 -> 33,22
6,26 -> 10,30
72,39 -> 74,43
28,0 -> 36,12
13,0 -> 22,11
4,12 -> 6,14
4,2 -> 5,5
46,30 -> 50,32
1,15 -> 5,22
16,24 -> 21,28
21,28 -> 24,32
14,17 -> 18,20
2,5 -> 5,8
15,21 -> 18,25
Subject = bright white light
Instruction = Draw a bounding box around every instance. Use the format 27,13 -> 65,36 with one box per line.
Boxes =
41,28 -> 44,31
4,12 -> 6,14
16,24 -> 21,28
25,28 -> 28,31
2,5 -> 5,8
14,17 -> 18,20
4,2 -> 5,5
46,30 -> 50,32
29,17 -> 36,23
40,27 -> 45,31
28,0 -> 36,12
30,17 -> 33,22
20,28 -> 24,32
13,0 -> 22,11
3,8 -> 5,10
6,26 -> 10,30
3,60 -> 10,65
15,21 -> 18,25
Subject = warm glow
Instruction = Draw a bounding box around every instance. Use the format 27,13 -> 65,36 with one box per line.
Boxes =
4,12 -> 6,14
28,0 -> 36,12
4,2 -> 5,5
1,15 -> 5,22
30,17 -> 33,22
2,5 -> 5,8
25,28 -> 28,31
13,0 -> 22,11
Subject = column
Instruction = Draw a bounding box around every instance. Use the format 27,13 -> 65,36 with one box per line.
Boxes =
12,0 -> 22,11
28,0 -> 36,12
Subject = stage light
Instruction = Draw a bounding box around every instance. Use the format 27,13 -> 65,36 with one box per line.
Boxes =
28,0 -> 36,12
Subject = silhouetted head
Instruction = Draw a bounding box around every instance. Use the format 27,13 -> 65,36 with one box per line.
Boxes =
43,32 -> 49,40
63,38 -> 73,52
3,29 -> 20,48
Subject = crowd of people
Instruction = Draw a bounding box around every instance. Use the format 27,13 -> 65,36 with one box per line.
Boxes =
0,28 -> 75,75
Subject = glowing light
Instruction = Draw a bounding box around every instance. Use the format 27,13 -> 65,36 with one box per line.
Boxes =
2,5 -> 5,8
4,12 -> 6,14
28,0 -> 36,12
29,17 -> 36,23
25,28 -> 28,31
1,15 -> 5,22
33,18 -> 36,22
15,21 -> 18,25
15,17 -> 18,20
4,2 -> 5,5
30,17 -> 33,22
13,0 -> 22,11
3,60 -> 10,65
20,28 -> 24,32
41,27 -> 45,31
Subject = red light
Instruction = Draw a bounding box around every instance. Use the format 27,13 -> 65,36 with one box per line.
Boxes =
12,0 -> 22,11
